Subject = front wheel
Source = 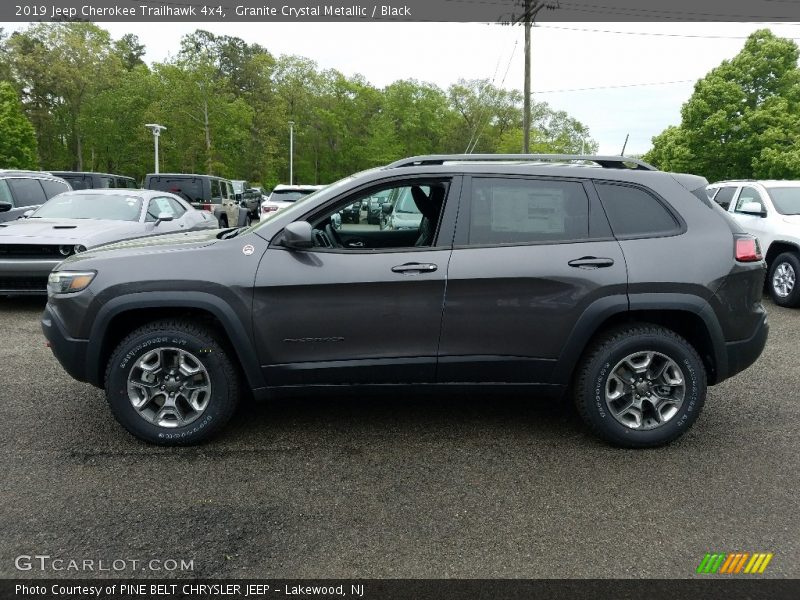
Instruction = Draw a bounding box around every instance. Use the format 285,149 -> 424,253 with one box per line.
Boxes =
573,324 -> 706,448
104,320 -> 240,445
768,252 -> 800,307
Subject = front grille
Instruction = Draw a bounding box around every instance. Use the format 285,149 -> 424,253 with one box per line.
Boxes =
0,276 -> 48,292
0,244 -> 68,259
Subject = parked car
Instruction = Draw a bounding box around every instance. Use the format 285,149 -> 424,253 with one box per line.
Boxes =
708,180 -> 800,307
366,190 -> 392,225
340,201 -> 361,224
0,189 -> 217,295
260,184 -> 325,221
0,170 -> 72,223
231,180 -> 262,220
43,154 -> 767,448
144,173 -> 249,228
380,186 -> 423,230
50,171 -> 138,190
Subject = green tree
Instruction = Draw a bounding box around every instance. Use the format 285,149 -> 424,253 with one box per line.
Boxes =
0,81 -> 37,169
645,29 -> 800,180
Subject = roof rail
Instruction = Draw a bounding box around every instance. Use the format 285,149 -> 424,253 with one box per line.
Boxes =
385,154 -> 657,171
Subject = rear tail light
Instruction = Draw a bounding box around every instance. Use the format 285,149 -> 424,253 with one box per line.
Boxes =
735,235 -> 763,262
261,205 -> 278,215
202,203 -> 212,211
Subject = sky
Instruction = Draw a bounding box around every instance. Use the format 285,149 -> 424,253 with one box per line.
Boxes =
7,20 -> 800,155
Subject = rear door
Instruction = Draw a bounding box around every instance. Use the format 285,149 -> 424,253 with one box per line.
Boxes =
438,175 -> 627,384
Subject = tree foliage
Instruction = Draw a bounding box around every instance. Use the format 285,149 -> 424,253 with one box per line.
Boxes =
0,23 -> 598,186
645,29 -> 800,181
0,80 -> 37,169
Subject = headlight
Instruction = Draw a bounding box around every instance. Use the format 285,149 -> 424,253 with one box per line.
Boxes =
58,245 -> 72,256
74,244 -> 87,254
47,271 -> 96,294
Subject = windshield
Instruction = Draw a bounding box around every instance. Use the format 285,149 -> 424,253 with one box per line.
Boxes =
768,187 -> 800,215
32,193 -> 143,221
232,181 -> 246,194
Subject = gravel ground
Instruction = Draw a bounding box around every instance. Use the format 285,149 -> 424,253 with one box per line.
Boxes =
1,296 -> 797,579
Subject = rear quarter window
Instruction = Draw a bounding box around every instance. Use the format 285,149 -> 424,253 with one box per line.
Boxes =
41,179 -> 71,199
595,182 -> 680,238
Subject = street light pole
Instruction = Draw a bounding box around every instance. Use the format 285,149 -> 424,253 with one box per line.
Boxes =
145,124 -> 166,174
288,121 -> 295,185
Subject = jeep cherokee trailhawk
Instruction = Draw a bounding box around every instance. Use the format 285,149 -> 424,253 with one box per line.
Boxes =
42,155 -> 769,447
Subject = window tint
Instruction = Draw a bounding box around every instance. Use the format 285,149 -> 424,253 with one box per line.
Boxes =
469,178 -> 589,245
0,180 -> 13,206
121,177 -> 138,189
210,179 -> 221,202
149,177 -> 204,203
98,176 -> 115,189
41,179 -> 70,199
712,186 -> 736,210
7,178 -> 47,207
595,183 -> 679,238
735,186 -> 765,213
61,175 -> 90,190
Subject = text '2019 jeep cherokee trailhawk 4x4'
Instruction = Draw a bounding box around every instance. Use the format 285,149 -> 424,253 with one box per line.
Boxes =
42,155 -> 769,448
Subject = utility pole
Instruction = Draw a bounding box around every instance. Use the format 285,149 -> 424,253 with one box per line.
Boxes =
518,1 -> 558,153
145,124 -> 166,174
621,133 -> 629,156
288,120 -> 295,185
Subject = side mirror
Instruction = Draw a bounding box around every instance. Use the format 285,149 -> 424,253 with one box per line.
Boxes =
0,202 -> 11,213
155,212 -> 174,225
382,204 -> 393,215
740,201 -> 766,217
282,221 -> 313,248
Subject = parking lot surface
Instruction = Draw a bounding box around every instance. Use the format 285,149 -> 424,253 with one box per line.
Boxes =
1,296 -> 798,579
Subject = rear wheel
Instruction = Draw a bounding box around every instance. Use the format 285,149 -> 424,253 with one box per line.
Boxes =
574,324 -> 706,448
104,320 -> 240,445
768,252 -> 800,307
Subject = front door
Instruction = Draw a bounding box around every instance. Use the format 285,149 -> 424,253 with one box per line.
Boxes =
252,177 -> 460,386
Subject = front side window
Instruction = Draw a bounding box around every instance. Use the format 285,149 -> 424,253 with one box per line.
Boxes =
145,197 -> 179,222
469,178 -> 589,245
7,178 -> 47,207
735,186 -> 766,214
41,179 -> 71,199
596,182 -> 679,238
308,181 -> 449,250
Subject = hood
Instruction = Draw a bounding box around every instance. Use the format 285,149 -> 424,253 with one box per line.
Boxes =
63,228 -> 221,265
0,218 -> 142,246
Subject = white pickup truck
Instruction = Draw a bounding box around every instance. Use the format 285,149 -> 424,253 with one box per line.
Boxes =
707,180 -> 800,307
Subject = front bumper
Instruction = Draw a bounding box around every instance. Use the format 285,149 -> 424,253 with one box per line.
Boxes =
0,259 -> 61,295
724,311 -> 769,381
41,303 -> 90,383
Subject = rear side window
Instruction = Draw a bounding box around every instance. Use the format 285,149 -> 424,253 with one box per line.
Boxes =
61,175 -> 90,190
41,179 -> 71,199
210,179 -> 222,203
595,183 -> 679,238
0,180 -> 14,205
713,186 -> 736,210
7,178 -> 47,207
119,177 -> 138,189
468,178 -> 590,245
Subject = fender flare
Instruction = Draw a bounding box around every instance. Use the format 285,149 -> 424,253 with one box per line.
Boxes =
85,291 -> 264,390
551,293 -> 726,385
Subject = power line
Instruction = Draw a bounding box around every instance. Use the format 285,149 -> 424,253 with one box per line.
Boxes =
536,79 -> 696,93
535,24 -> 800,40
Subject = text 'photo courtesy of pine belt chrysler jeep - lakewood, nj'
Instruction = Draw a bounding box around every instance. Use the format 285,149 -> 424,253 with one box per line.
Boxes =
40,155 -> 769,448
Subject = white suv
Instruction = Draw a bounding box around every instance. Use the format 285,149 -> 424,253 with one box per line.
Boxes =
259,184 -> 325,221
708,180 -> 800,306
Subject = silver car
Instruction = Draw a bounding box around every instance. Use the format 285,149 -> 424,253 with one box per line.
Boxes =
0,189 -> 217,295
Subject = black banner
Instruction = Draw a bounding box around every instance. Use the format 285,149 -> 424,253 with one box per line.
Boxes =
3,0 -> 800,23
3,579 -> 800,600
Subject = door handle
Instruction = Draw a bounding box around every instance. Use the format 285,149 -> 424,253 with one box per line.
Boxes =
391,263 -> 438,274
568,256 -> 615,269
347,241 -> 365,247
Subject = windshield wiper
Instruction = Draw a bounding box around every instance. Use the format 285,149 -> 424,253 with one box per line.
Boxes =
219,226 -> 247,240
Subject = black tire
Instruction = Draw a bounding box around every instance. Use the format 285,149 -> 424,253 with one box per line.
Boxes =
768,252 -> 800,307
573,324 -> 706,448
104,320 -> 240,445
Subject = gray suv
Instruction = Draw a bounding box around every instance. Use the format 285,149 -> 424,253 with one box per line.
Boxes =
0,170 -> 72,222
42,155 -> 768,448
